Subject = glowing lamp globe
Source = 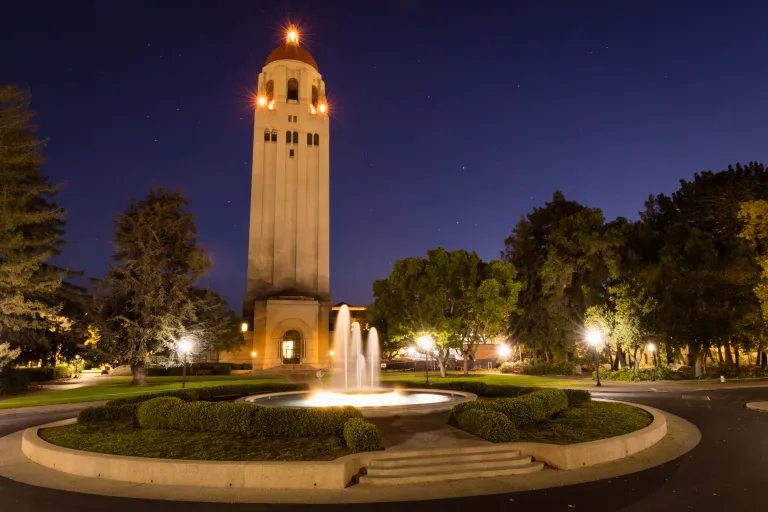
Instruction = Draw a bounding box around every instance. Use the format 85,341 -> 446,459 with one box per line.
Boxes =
497,344 -> 512,358
417,335 -> 434,351
586,329 -> 602,346
179,340 -> 192,353
647,343 -> 656,352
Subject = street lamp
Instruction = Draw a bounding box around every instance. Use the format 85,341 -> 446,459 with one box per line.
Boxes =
647,343 -> 656,366
497,344 -> 512,359
417,335 -> 434,385
179,339 -> 192,389
586,329 -> 602,387
74,354 -> 81,377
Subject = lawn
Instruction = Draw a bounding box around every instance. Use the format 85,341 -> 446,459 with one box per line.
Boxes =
516,401 -> 653,444
39,422 -> 350,461
381,371 -> 588,388
0,374 -> 287,410
0,370 -> 585,410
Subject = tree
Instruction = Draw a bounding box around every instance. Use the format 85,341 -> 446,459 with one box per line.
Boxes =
95,187 -> 212,385
641,163 -> 767,376
458,260 -> 523,375
0,342 -> 20,370
0,86 -> 65,339
503,191 -> 618,362
370,248 -> 523,376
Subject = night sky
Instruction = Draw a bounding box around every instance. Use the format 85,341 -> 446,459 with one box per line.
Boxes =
3,1 -> 767,311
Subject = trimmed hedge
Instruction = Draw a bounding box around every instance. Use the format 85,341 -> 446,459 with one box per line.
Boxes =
106,383 -> 308,407
384,379 -> 537,398
456,409 -> 519,443
343,418 -> 382,452
563,389 -> 591,407
136,397 -> 363,438
448,388 -> 569,428
0,371 -> 31,394
52,364 -> 74,379
18,367 -> 55,382
108,388 -> 202,407
78,404 -> 139,425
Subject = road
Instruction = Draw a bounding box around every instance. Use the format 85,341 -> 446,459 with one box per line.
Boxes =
2,387 -> 768,511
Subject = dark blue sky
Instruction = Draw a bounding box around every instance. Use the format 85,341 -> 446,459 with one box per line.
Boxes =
3,1 -> 767,310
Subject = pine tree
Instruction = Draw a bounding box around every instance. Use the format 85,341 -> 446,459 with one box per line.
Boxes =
97,186 -> 211,385
0,86 -> 65,335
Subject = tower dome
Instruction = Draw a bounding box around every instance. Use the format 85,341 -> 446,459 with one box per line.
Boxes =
264,26 -> 318,70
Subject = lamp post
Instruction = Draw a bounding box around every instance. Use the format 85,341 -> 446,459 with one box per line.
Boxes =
417,335 -> 434,385
179,339 -> 192,389
74,354 -> 81,377
586,329 -> 602,387
647,343 -> 656,367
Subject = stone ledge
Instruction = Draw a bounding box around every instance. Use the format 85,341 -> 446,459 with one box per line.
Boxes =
22,419 -> 375,490
505,400 -> 667,469
745,401 -> 768,412
20,400 -> 667,491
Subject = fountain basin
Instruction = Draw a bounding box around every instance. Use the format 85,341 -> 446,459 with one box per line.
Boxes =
241,389 -> 477,418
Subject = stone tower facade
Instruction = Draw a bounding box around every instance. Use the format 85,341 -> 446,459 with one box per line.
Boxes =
220,27 -> 331,369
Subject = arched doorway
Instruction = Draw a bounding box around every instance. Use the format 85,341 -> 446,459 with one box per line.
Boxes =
281,330 -> 302,364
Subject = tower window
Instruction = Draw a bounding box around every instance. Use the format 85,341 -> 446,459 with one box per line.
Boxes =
293,115 -> 298,122
313,133 -> 319,146
264,129 -> 270,141
287,78 -> 299,102
287,115 -> 292,122
292,131 -> 298,144
311,85 -> 318,107
286,131 -> 292,143
271,129 -> 277,142
289,149 -> 295,157
265,80 -> 274,101
307,133 -> 313,146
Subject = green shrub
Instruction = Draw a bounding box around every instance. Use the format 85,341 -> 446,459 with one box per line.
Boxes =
212,364 -> 231,376
52,364 -> 73,379
499,361 -> 523,374
482,384 -> 537,398
563,389 -> 592,407
456,409 -> 519,443
18,367 -> 55,382
520,361 -> 575,376
448,388 -> 569,428
0,371 -> 31,394
78,404 -> 139,425
137,397 -> 187,429
109,388 -> 201,407
343,418 -> 382,451
595,366 -> 674,382
107,383 -> 309,408
135,396 -> 362,438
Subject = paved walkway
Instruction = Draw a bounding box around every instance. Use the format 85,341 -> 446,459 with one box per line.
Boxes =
369,411 -> 489,451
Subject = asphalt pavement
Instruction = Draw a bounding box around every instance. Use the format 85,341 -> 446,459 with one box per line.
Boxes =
2,386 -> 767,511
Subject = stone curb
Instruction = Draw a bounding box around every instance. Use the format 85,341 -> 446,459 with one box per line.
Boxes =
745,401 -> 768,412
511,399 -> 666,469
22,418 -> 372,490
20,399 -> 665,491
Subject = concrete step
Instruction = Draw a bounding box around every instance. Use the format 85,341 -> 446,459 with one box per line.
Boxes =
359,462 -> 544,485
370,449 -> 521,468
370,444 -> 523,460
367,455 -> 533,476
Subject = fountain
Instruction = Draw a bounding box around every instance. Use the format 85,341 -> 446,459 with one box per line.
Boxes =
242,305 -> 476,416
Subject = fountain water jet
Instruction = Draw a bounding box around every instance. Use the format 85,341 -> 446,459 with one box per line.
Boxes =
333,304 -> 379,390
243,304 -> 476,413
